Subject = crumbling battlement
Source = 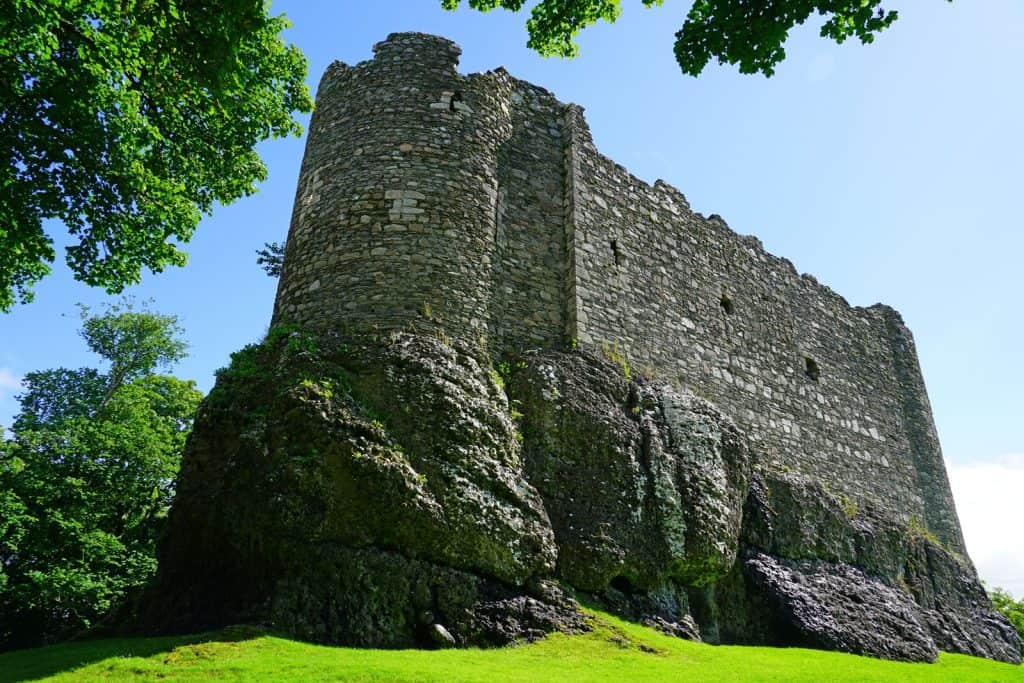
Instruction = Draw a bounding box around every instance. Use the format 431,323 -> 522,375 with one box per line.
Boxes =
271,32 -> 964,553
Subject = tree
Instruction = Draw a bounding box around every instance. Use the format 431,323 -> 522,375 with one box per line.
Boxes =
0,302 -> 202,651
0,1 -> 314,311
441,0 -> 922,76
77,301 -> 188,408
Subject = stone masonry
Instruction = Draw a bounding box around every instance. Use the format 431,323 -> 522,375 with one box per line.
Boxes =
271,32 -> 965,554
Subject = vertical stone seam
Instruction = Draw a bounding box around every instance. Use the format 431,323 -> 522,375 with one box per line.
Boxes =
562,104 -> 585,346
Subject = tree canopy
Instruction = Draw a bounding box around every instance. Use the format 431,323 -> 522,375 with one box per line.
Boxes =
0,0 -> 313,311
77,300 -> 188,408
441,0 -> 913,76
0,302 -> 202,651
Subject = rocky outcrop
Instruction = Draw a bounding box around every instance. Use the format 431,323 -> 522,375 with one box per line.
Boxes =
898,522 -> 1022,663
509,349 -> 751,637
744,553 -> 939,662
511,351 -> 753,589
730,471 -> 1021,663
140,331 -> 1021,664
509,350 -> 1019,663
139,329 -> 578,646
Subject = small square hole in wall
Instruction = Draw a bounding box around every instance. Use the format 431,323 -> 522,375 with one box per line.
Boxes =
720,294 -> 734,315
449,91 -> 463,112
805,356 -> 821,382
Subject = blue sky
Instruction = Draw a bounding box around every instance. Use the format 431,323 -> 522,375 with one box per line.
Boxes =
1,1 -> 1022,594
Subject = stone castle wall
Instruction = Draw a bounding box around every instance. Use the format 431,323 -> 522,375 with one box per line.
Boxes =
272,33 -> 964,552
563,110 -> 962,550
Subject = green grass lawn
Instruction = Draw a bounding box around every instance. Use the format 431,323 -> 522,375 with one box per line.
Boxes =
2,611 -> 1022,682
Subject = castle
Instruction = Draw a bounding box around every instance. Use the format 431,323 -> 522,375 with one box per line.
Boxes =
271,32 -> 963,553
142,32 -> 1019,661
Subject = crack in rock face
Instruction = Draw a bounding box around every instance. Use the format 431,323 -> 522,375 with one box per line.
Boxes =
137,332 -> 1022,664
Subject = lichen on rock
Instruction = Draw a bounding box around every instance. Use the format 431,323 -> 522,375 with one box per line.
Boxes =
744,552 -> 939,662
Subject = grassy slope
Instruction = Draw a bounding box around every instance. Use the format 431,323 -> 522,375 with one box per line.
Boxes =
2,611 -> 1022,683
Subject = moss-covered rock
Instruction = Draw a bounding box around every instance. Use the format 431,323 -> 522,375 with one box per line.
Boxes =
902,537 -> 1022,663
510,350 -> 751,628
139,330 -> 572,646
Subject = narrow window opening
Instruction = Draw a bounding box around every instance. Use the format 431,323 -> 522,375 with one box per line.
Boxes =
449,91 -> 463,112
720,294 -> 734,315
610,239 -> 622,266
805,357 -> 821,382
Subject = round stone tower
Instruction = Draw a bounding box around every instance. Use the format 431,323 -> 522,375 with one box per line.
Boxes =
272,32 -> 517,343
